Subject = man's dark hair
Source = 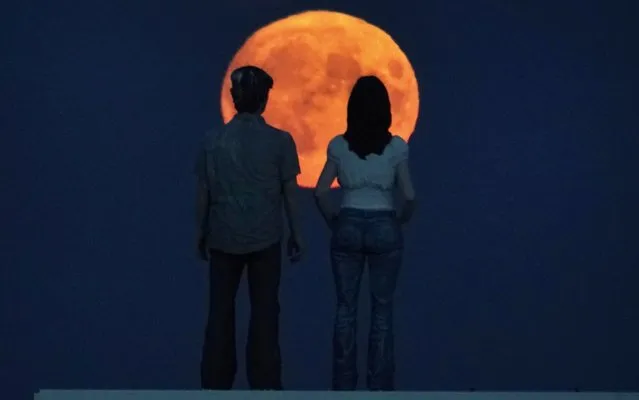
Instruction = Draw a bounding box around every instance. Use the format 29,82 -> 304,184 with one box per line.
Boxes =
343,75 -> 393,159
230,65 -> 274,114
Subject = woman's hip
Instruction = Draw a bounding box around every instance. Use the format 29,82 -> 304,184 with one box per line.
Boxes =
331,208 -> 403,254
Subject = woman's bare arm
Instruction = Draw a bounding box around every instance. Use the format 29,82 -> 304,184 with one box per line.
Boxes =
396,159 -> 416,224
313,159 -> 339,226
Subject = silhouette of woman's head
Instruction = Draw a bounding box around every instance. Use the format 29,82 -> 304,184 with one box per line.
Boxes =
343,75 -> 393,159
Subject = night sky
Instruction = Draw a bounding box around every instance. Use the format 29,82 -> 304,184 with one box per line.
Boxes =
2,0 -> 638,399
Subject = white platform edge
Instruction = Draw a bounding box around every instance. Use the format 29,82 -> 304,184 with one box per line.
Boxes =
34,391 -> 639,400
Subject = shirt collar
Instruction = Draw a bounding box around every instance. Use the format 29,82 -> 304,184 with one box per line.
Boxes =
232,112 -> 266,125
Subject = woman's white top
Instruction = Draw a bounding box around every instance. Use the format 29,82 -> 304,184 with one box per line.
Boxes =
327,134 -> 409,211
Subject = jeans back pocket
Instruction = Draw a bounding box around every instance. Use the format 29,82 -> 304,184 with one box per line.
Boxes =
331,215 -> 364,252
366,216 -> 403,253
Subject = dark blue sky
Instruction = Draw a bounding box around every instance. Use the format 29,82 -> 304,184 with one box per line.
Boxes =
2,0 -> 638,399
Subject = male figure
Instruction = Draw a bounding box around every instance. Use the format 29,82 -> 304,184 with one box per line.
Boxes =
194,66 -> 304,390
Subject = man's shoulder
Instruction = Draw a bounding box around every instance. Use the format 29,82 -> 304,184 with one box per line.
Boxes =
201,125 -> 236,151
263,122 -> 291,138
261,123 -> 296,147
200,127 -> 220,145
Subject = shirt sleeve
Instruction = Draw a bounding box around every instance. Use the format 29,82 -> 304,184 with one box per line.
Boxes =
391,136 -> 409,166
280,132 -> 301,182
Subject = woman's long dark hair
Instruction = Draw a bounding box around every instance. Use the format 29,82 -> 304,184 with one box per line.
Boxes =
343,75 -> 393,159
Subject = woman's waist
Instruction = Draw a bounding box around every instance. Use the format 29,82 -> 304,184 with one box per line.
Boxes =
341,188 -> 394,209
339,207 -> 396,217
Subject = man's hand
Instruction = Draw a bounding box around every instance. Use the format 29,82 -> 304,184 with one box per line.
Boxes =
197,234 -> 209,262
287,235 -> 304,263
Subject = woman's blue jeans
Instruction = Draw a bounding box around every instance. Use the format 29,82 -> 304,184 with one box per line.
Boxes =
330,207 -> 403,391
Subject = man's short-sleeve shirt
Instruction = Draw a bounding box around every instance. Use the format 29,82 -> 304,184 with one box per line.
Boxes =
195,113 -> 300,255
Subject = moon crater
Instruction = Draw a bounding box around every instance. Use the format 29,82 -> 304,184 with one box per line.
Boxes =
326,53 -> 362,80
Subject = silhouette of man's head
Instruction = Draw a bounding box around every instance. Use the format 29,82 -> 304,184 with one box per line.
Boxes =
343,75 -> 393,159
230,66 -> 274,115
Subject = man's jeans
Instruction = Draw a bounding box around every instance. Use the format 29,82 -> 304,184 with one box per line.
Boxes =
200,242 -> 282,390
330,208 -> 403,391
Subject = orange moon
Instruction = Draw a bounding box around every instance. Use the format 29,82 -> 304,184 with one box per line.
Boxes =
221,10 -> 419,188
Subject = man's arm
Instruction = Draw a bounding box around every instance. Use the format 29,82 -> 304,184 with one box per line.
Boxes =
196,181 -> 210,239
313,159 -> 338,226
194,143 -> 211,259
279,133 -> 303,245
282,179 -> 302,242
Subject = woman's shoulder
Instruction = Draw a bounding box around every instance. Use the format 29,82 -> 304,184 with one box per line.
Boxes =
328,134 -> 346,147
390,135 -> 408,147
327,134 -> 347,156
387,135 -> 409,162
389,135 -> 409,153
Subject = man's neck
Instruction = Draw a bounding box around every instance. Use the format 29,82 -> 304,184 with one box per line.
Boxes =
234,112 -> 264,122
237,111 -> 260,117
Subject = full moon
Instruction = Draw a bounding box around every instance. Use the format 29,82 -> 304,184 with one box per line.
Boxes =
221,10 -> 419,188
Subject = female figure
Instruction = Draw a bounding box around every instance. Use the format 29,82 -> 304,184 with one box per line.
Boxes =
314,76 -> 416,391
